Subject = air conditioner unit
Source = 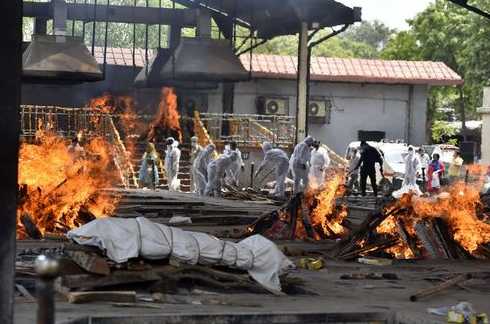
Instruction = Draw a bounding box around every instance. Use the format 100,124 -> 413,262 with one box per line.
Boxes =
262,97 -> 288,116
308,99 -> 331,123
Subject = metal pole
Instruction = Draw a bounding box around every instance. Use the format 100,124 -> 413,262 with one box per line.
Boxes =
91,0 -> 98,55
158,0 -> 162,48
103,0 -> 110,79
145,0 -> 149,76
460,85 -> 467,141
82,0 -> 87,41
0,1 -> 22,323
295,21 -> 309,144
71,0 -> 76,36
35,255 -> 60,324
132,0 -> 136,68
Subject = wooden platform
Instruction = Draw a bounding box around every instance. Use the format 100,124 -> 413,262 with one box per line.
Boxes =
102,188 -> 283,237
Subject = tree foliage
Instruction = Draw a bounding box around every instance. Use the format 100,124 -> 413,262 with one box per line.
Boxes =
432,120 -> 459,144
254,21 -> 393,59
382,0 -> 490,120
342,20 -> 395,50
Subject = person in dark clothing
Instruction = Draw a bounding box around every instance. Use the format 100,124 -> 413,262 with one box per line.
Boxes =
353,141 -> 384,197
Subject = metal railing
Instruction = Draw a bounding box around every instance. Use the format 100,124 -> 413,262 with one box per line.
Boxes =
20,105 -> 114,140
20,105 -> 137,188
198,113 -> 296,148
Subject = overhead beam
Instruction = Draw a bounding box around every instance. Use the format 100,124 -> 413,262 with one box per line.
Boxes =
448,0 -> 490,19
23,1 -> 197,27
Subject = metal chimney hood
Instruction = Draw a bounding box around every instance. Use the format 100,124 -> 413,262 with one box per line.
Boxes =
23,35 -> 103,83
134,37 -> 248,89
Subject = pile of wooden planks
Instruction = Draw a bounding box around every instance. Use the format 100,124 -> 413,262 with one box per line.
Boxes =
331,202 -> 490,260
15,239 -> 303,305
103,188 -> 280,238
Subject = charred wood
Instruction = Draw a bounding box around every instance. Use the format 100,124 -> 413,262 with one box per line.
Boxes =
20,213 -> 42,239
409,273 -> 472,302
414,220 -> 449,259
396,218 -> 421,258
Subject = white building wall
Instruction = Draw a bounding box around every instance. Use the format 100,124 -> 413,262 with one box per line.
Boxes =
227,79 -> 428,154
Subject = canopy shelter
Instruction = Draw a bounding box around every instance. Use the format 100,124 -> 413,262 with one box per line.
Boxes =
173,0 -> 361,39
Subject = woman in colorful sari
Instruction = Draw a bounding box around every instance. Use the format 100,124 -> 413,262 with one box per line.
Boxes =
426,153 -> 445,194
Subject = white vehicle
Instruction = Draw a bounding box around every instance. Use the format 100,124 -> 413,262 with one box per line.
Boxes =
345,141 -> 419,189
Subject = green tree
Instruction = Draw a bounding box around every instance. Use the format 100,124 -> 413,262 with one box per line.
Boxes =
380,31 -> 420,61
381,0 -> 490,121
342,20 -> 395,50
432,120 -> 459,145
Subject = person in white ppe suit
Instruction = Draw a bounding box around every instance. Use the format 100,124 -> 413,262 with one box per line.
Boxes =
224,141 -> 244,187
290,135 -> 315,194
255,142 -> 290,199
392,146 -> 422,198
309,140 -> 331,189
347,148 -> 361,191
205,151 -> 238,197
193,144 -> 216,196
190,136 -> 203,192
164,137 -> 181,192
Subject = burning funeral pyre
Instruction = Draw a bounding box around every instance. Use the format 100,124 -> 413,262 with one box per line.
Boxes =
17,130 -> 120,239
17,87 -> 184,239
251,168 -> 490,260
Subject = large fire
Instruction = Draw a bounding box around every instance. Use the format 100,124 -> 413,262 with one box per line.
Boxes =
148,87 -> 182,143
17,131 -> 120,239
377,177 -> 490,259
88,93 -> 145,158
295,170 -> 349,240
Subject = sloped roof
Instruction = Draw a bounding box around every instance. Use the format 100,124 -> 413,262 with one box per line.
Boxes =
94,47 -> 463,86
240,54 -> 463,86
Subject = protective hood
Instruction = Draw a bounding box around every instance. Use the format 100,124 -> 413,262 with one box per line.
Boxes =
303,136 -> 315,146
166,137 -> 179,149
262,142 -> 273,153
205,144 -> 216,153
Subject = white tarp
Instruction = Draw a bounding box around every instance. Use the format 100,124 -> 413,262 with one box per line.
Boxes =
67,217 -> 294,292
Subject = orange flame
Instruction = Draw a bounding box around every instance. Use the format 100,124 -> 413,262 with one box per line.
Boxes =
88,93 -> 115,114
88,93 -> 145,158
378,179 -> 490,258
17,131 -> 120,239
148,87 -> 182,143
298,170 -> 349,240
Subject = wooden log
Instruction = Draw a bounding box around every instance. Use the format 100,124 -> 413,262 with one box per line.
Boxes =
288,194 -> 301,239
432,218 -> 460,259
77,207 -> 96,225
68,291 -> 136,304
61,270 -> 161,290
414,220 -> 449,259
396,218 -> 421,258
66,251 -> 110,275
409,274 -> 472,302
301,197 -> 316,239
339,237 -> 400,260
20,213 -> 42,239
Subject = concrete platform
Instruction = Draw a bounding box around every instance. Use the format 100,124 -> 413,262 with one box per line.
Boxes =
15,259 -> 490,324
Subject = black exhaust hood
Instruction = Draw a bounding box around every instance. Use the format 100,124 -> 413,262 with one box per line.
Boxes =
134,37 -> 248,89
23,35 -> 103,83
